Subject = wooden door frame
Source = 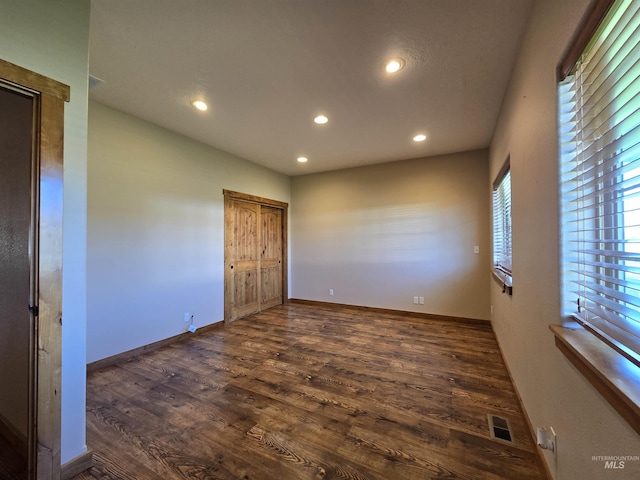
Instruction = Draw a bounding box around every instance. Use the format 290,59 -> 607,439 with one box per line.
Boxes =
0,58 -> 68,480
223,190 -> 288,322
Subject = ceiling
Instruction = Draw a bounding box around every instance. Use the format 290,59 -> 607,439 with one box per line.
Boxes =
89,0 -> 533,176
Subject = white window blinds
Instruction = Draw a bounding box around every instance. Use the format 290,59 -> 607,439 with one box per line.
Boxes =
559,0 -> 640,366
493,167 -> 512,274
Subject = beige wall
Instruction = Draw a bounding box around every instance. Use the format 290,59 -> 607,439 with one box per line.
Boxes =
87,101 -> 290,363
490,0 -> 640,478
0,0 -> 90,464
291,150 -> 491,320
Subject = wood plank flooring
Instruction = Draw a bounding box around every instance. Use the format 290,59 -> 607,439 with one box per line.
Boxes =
73,301 -> 545,480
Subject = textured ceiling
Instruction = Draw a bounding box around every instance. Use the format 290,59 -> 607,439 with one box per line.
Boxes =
89,0 -> 533,176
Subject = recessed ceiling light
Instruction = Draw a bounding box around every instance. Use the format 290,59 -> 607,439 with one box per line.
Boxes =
297,157 -> 308,163
192,100 -> 208,111
413,134 -> 427,142
314,115 -> 328,124
385,58 -> 405,74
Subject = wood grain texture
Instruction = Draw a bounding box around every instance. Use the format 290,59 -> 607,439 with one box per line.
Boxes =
229,199 -> 260,320
0,59 -> 68,480
550,323 -> 640,435
87,322 -> 224,373
290,299 -> 491,326
36,90 -> 65,480
260,206 -> 283,310
74,302 -> 544,480
60,450 -> 93,480
224,191 -> 287,323
223,189 -> 288,209
0,58 -> 69,101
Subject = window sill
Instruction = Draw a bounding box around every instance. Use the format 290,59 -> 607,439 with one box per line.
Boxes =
492,268 -> 513,295
550,322 -> 640,435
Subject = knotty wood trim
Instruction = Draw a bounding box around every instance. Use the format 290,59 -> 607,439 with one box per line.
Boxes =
550,323 -> 640,435
281,204 -> 289,307
557,0 -> 616,81
60,450 -> 93,480
288,299 -> 491,326
0,58 -> 69,101
492,329 -> 552,480
36,90 -> 65,480
1,59 -> 70,480
87,322 -> 224,373
223,189 -> 288,209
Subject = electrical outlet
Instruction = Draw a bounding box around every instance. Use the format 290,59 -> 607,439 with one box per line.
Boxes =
419,297 -> 424,305
329,289 -> 334,296
413,296 -> 419,304
536,427 -> 557,461
474,245 -> 480,254
183,312 -> 190,323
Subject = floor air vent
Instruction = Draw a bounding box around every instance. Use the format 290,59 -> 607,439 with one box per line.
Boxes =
487,414 -> 513,443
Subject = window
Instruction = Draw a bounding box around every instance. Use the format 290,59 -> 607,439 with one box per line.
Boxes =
493,158 -> 512,294
559,0 -> 640,367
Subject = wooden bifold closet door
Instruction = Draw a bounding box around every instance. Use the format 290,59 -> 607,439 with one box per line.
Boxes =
224,190 -> 288,323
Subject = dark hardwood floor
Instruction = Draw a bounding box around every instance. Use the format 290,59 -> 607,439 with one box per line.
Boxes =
73,301 -> 545,480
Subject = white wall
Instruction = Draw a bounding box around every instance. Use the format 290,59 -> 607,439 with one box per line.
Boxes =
0,0 -> 90,465
291,150 -> 491,320
87,101 -> 290,363
490,0 -> 640,478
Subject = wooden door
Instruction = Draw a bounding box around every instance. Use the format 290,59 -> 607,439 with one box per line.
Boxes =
0,59 -> 68,480
260,206 -> 283,310
0,79 -> 35,479
224,191 -> 287,322
226,199 -> 260,320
